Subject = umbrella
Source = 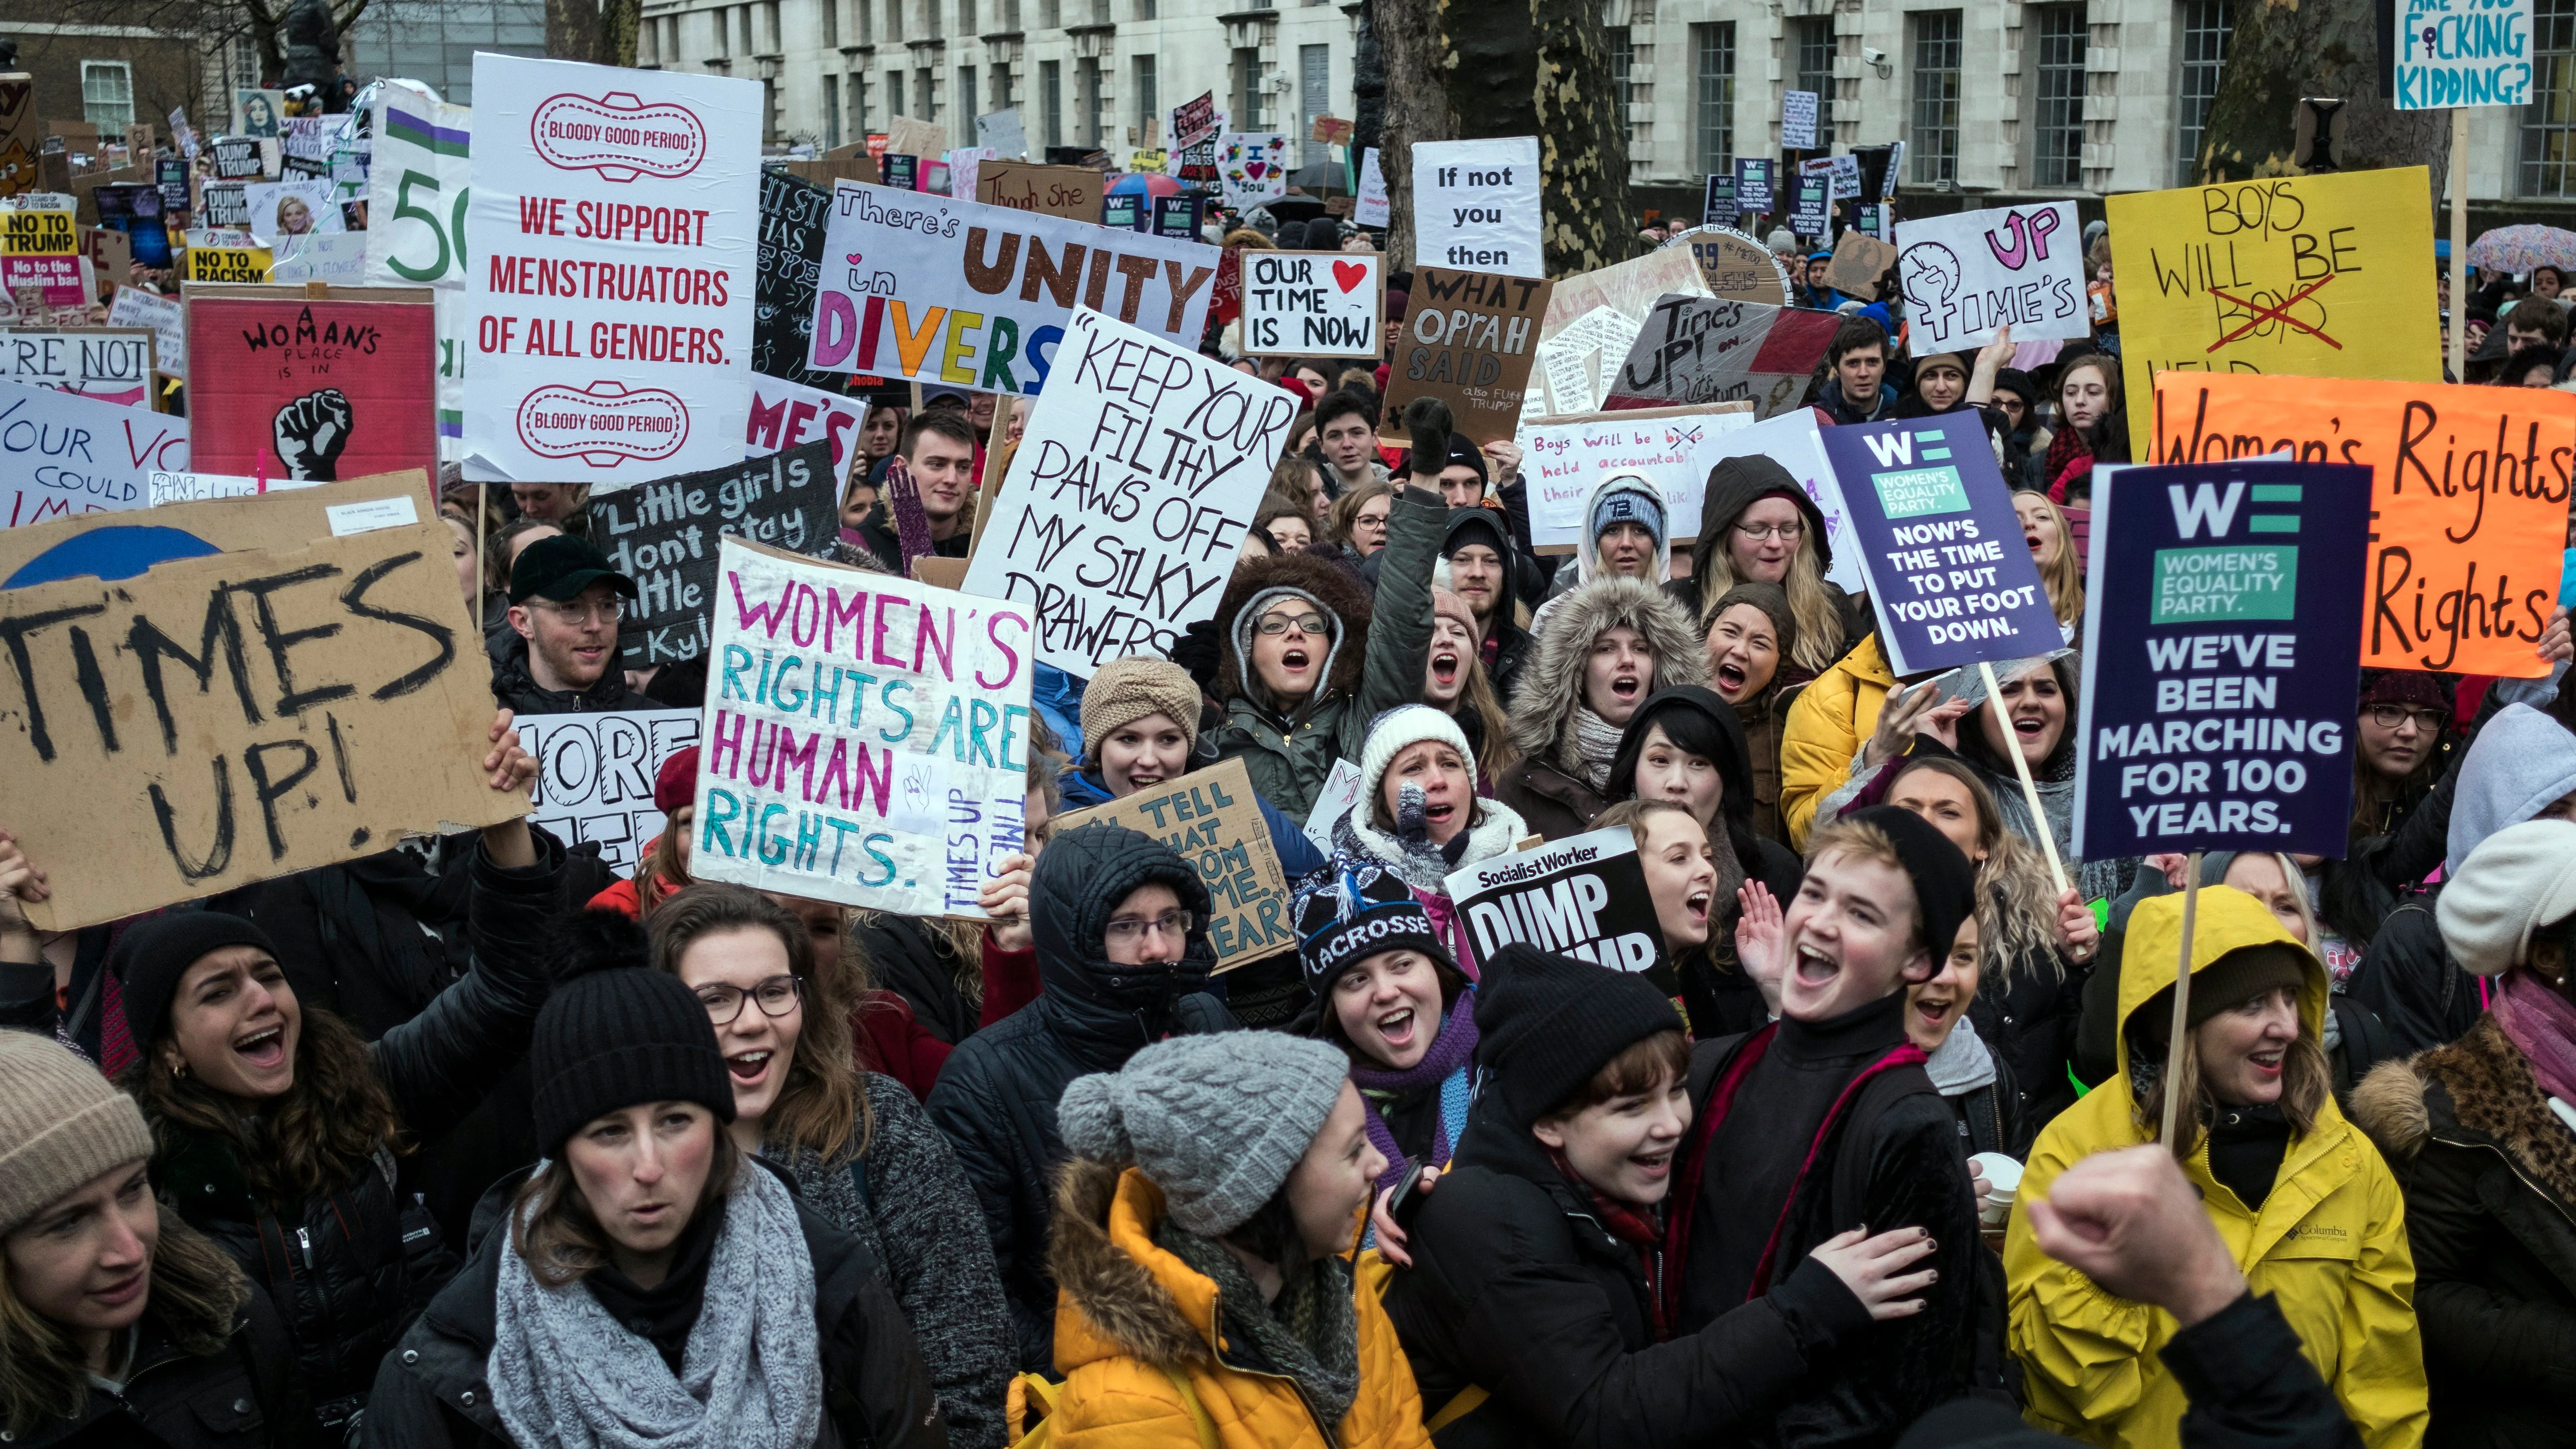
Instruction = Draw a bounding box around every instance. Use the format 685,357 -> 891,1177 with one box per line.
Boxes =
2466,223 -> 2576,275
1110,171 -> 1182,199
1288,160 -> 1343,191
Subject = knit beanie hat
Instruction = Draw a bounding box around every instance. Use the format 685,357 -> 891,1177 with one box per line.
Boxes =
1081,657 -> 1204,757
2440,819 -> 2576,976
1472,942 -> 1682,1130
1443,434 -> 1488,483
1359,703 -> 1481,803
1590,478 -> 1666,554
0,1032 -> 156,1236
109,911 -> 283,1051
1914,351 -> 1969,382
654,745 -> 702,816
1057,1031 -> 1352,1236
2358,667 -> 2455,718
1992,368 -> 2039,409
1831,805 -> 1979,959
2133,943 -> 2311,1048
1431,588 -> 1477,640
1293,863 -> 1452,991
530,914 -> 736,1153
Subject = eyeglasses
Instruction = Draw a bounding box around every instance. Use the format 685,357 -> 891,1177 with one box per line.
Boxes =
1256,614 -> 1331,637
1103,910 -> 1194,946
2366,704 -> 2446,733
1353,513 -> 1390,533
1734,520 -> 1804,541
697,975 -> 801,1024
534,598 -> 624,626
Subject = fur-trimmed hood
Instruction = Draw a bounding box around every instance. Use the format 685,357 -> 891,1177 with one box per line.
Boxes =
1049,1157 -> 1218,1371
1212,550 -> 1375,716
1506,576 -> 1707,776
2353,1015 -> 2576,1211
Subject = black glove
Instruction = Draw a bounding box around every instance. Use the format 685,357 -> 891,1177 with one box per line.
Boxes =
1169,617 -> 1223,693
1402,398 -> 1453,479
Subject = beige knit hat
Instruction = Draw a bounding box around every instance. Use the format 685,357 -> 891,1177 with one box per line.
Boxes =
1432,587 -> 1477,639
1081,657 -> 1204,758
0,1031 -> 156,1235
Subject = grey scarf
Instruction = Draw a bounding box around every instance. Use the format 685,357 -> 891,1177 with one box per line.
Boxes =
1924,1014 -> 1998,1095
490,1158 -> 823,1449
1154,1219 -> 1360,1430
1571,706 -> 1627,791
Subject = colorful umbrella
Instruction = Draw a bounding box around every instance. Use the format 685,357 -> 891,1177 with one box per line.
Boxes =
2466,224 -> 2576,275
1110,172 -> 1182,199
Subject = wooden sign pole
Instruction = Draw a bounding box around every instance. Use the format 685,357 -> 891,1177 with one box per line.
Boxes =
2160,851 -> 2206,1146
1978,660 -> 2070,893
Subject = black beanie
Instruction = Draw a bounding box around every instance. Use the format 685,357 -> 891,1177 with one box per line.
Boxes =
1443,433 -> 1488,483
1472,943 -> 1682,1130
109,911 -> 283,1050
530,966 -> 736,1155
1838,805 -> 1979,960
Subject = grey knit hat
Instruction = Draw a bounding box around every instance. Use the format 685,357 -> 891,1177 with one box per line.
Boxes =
0,1031 -> 157,1236
1057,1031 -> 1351,1235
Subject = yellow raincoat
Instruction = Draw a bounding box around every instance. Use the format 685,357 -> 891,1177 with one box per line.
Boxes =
1778,632 -> 1895,848
2004,886 -> 2426,1449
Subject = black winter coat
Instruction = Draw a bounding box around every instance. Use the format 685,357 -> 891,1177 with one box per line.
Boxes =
364,1163 -> 946,1449
1967,944 -> 2085,1149
850,911 -> 984,1046
487,632 -> 648,716
1383,1107 -> 1871,1448
16,1291 -> 313,1449
2349,897 -> 2484,1054
921,822 -> 1234,1370
154,833 -> 566,1426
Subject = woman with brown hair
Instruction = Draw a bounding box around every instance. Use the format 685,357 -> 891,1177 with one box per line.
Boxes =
1330,479 -> 1394,562
2039,351 -> 2129,506
648,885 -> 1017,1448
1422,588 -> 1515,787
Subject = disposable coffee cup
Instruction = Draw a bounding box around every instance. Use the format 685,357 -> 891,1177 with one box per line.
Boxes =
1966,1152 -> 2024,1227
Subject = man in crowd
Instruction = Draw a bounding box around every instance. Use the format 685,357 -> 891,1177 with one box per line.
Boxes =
508,480 -> 588,538
491,534 -> 651,714
1814,315 -> 1897,425
2503,295 -> 2568,352
1316,388 -> 1391,496
854,411 -> 980,571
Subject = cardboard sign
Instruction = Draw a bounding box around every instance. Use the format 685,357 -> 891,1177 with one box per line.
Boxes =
183,228 -> 271,281
463,55 -> 761,485
244,179 -> 342,237
1413,137 -> 1545,279
0,328 -> 153,406
2073,460 -> 2372,859
2146,372 -> 2574,676
1,194 -> 81,309
807,181 -> 1222,394
1446,828 -> 1665,974
1303,758 -> 1364,856
1516,402 -> 1756,551
1380,266 -> 1551,446
2108,170 -> 2439,429
595,440 -> 840,667
1217,132 -> 1290,210
107,287 -> 185,378
1681,226 -> 1794,306
1241,250 -> 1381,357
1734,158 -> 1776,215
746,375 -> 864,476
1603,293 -> 1843,420
520,708 -> 702,872
755,168 -> 844,390
1170,93 -> 1220,150
973,161 -> 1103,220
183,288 -> 439,487
691,537 -> 1033,916
1819,411 -> 2063,676
1527,247 -> 1714,421
0,76 -> 35,199
1895,200 -> 2086,352
976,108 -> 1027,159
2396,0 -> 2533,108
1355,148 -> 1389,227
963,307 -> 1291,673
1702,172 -> 1737,225
1310,115 -> 1353,146
0,380 -> 187,527
1783,91 -> 1820,150
883,114 -> 948,162
1696,407 -> 1868,594
1050,758 -> 1296,969
0,500 -> 518,929
1828,230 -> 1898,300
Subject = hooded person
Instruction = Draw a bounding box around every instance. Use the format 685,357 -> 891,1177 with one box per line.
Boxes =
1423,587 -> 1516,786
2005,887 -> 2427,1449
1668,455 -> 1858,680
1441,506 -> 1534,706
1497,578 -> 1708,841
1702,581 -> 1803,844
2353,819 -> 2576,1449
1991,367 -> 2045,488
923,821 -> 1235,1370
1533,473 -> 1673,625
1323,705 -> 1531,975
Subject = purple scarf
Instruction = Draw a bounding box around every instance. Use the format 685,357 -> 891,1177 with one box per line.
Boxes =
2496,968 -> 2576,1104
1349,1001 -> 1480,1192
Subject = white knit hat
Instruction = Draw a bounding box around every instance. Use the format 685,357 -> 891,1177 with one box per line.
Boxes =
2438,819 -> 2576,976
1358,704 -> 1479,806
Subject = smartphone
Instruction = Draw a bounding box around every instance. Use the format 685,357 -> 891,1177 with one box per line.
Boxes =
1385,1165 -> 1433,1228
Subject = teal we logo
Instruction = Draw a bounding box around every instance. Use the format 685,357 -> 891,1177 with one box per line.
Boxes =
1865,429 -> 1967,517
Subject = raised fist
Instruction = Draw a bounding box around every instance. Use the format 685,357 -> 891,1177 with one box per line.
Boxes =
273,387 -> 353,480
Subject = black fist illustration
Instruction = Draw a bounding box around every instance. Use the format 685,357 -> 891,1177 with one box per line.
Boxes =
273,388 -> 353,480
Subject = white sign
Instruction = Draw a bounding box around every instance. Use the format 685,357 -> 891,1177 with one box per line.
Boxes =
1355,148 -> 1390,228
1304,758 -> 1365,856
147,469 -> 320,505
942,146 -> 998,205
365,83 -> 472,464
1894,200 -> 2087,352
264,232 -> 371,285
1516,404 -> 1756,551
463,55 -> 761,487
1217,132 -> 1290,210
1533,304 -> 1644,417
0,330 -> 153,407
1412,137 -> 1546,280
976,109 -> 1027,159
1241,250 -> 1382,357
2396,0 -> 2535,108
108,288 -> 186,380
519,708 -> 702,873
1693,409 -> 1866,595
1783,91 -> 1820,150
1829,153 -> 1863,200
962,307 -> 1293,674
746,374 -> 868,478
246,179 -> 343,238
324,495 -> 422,536
0,381 -> 189,529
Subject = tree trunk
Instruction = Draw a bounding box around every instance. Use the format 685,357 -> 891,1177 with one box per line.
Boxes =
1352,1 -> 1386,159
547,0 -> 601,62
1372,0 -> 1455,270
600,0 -> 641,67
2198,0 -> 2447,203
1528,0 -> 1634,274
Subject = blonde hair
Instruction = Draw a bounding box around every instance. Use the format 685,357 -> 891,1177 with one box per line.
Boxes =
1699,540 -> 1844,676
1887,755 -> 2061,981
2022,494 -> 2086,626
1803,817 -> 1928,951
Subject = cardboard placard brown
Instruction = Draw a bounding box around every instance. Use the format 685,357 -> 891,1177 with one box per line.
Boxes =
973,161 -> 1104,221
1379,266 -> 1552,445
79,224 -> 131,291
909,555 -> 968,590
1048,758 -> 1297,970
0,468 -> 427,580
1679,226 -> 1794,307
1309,116 -> 1353,146
884,114 -> 948,162
771,154 -> 879,189
0,499 -> 520,929
1827,230 -> 1897,300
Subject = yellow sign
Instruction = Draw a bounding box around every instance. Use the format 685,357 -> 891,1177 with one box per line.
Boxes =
1131,149 -> 1170,174
186,239 -> 272,282
2106,167 -> 2440,430
1,205 -> 73,255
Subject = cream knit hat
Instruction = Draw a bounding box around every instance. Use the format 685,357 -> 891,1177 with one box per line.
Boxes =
1081,658 -> 1204,758
2439,819 -> 2576,977
0,1031 -> 156,1235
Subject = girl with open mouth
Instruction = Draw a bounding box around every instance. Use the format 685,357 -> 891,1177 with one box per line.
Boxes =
1701,580 -> 1803,847
1420,588 -> 1515,791
1498,576 -> 1706,843
1323,706 -> 1529,978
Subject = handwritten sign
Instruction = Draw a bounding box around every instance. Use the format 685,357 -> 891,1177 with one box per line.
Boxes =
1680,226 -> 1794,305
1828,230 -> 1898,300
1381,266 -> 1551,446
0,328 -> 154,406
976,108 -> 1027,158
0,380 -> 188,528
1217,132 -> 1290,210
520,708 -> 702,872
1447,828 -> 1664,974
594,440 -> 840,668
756,168 -> 844,390
1356,148 -> 1389,227
1783,91 -> 1820,151
2396,0 -> 2534,108
184,289 -> 439,487
107,288 -> 186,379
1516,403 -> 1756,551
747,375 -> 864,476
1603,293 -> 1843,420
1413,137 -> 1545,279
1241,250 -> 1381,357
692,537 -> 1033,917
1894,200 -> 2085,352
1051,758 -> 1295,969
1170,93 -> 1220,150
973,161 -> 1102,220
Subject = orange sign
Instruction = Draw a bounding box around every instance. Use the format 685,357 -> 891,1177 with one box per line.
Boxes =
2148,372 -> 2574,676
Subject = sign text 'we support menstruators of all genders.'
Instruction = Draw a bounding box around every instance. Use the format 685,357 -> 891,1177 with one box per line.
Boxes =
463,55 -> 760,485
2147,371 -> 2574,676
1378,266 -> 1552,447
691,537 -> 1034,919
518,708 -> 702,873
1893,200 -> 2087,353
2073,460 -> 2372,860
2395,0 -> 2534,109
962,308 -> 1293,672
805,182 -> 1223,395
1412,137 -> 1546,280
1446,828 -> 1667,975
1602,292 -> 1844,421
596,440 -> 841,668
1819,410 -> 2064,676
2108,168 -> 2440,430
1050,758 -> 1296,969
0,380 -> 190,528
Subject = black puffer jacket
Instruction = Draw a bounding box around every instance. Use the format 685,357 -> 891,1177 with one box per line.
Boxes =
921,822 -> 1234,1369
17,1282 -> 313,1449
1966,942 -> 2086,1146
1442,506 -> 1534,706
1664,453 -> 1862,654
487,632 -> 649,716
152,832 -> 566,1428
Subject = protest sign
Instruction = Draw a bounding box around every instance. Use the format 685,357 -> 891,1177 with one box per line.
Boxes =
1303,759 -> 1365,856
520,708 -> 702,872
0,380 -> 186,527
1828,230 -> 1897,299
365,85 -> 469,460
2108,169 -> 2439,428
595,440 -> 840,667
1170,93 -> 1220,150
747,375 -> 864,475
1702,173 -> 1736,225
974,161 -> 1103,220
463,55 -> 760,486
1695,408 -> 1867,594
2072,460 -> 2371,859
2146,371 -> 2573,675
1518,403 -> 1756,551
212,137 -> 276,182
0,77 -> 33,199
1310,115 -> 1354,146
1788,169 -> 1830,239
2396,0 -> 2534,108
147,469 -> 318,505
0,500 -> 515,930
976,109 -> 1026,158
1783,91 -> 1820,150
264,231 -> 370,286
1217,132 -> 1290,210
1240,250 -> 1381,357
1050,758 -> 1296,968
885,115 -> 948,161
1529,245 -> 1714,418
1734,157 -> 1776,215
963,307 -> 1291,672
1678,226 -> 1794,305
1447,828 -> 1664,974
807,181 -> 1222,395
184,228 -> 270,281
755,168 -> 842,389
82,221 -> 137,284
108,287 -> 184,378
1413,137 -> 1545,279
1380,266 -> 1550,445
184,288 -> 439,487
1895,200 -> 2086,351
199,184 -> 252,230
1602,293 -> 1842,420
245,179 -> 342,237
233,89 -> 287,136
944,148 -> 997,203
0,328 -> 153,406
1829,154 -> 1863,200
158,156 -> 190,213
1153,193 -> 1203,240
1103,192 -> 1145,231
1128,150 -> 1169,175
1355,148 -> 1389,227
692,536 -> 1034,917
1818,411 -> 2063,675
1,194 -> 81,310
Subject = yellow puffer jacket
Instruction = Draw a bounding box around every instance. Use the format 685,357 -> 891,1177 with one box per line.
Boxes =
1043,1159 -> 1431,1449
2004,887 -> 2427,1449
1779,632 -> 1895,849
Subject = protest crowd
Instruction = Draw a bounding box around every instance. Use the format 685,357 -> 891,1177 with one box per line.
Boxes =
16,34 -> 2576,1449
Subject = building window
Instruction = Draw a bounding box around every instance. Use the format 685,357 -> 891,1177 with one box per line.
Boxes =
890,70 -> 906,116
1607,28 -> 1634,142
2527,0 -> 2576,193
1236,48 -> 1263,128
1909,10 -> 1962,184
959,0 -> 976,32
858,0 -> 874,43
2032,4 -> 2086,186
2174,0 -> 2230,183
918,65 -> 938,121
1077,56 -> 1101,145
1694,23 -> 1734,174
1300,43 -> 1330,162
853,73 -> 871,134
1139,0 -> 1155,17
762,0 -> 782,50
1136,54 -> 1158,140
826,77 -> 842,146
739,7 -> 757,55
1042,59 -> 1062,147
1041,0 -> 1059,25
925,0 -> 943,38
960,65 -> 977,125
80,61 -> 133,129
992,63 -> 1012,111
712,10 -> 731,56
822,0 -> 839,46
1792,16 -> 1834,149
